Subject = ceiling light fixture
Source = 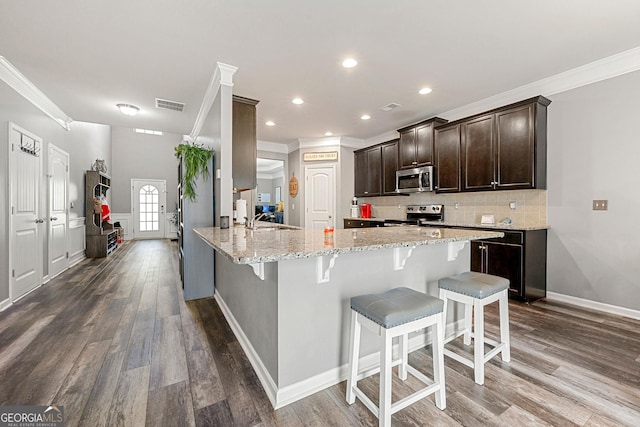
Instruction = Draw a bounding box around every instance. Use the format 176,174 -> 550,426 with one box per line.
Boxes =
291,98 -> 304,105
265,121 -> 275,126
117,103 -> 140,116
324,131 -> 333,136
418,87 -> 432,95
342,58 -> 358,68
361,114 -> 371,120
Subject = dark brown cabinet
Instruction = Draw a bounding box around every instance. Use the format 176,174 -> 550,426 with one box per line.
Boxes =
398,118 -> 448,169
354,146 -> 381,197
470,228 -> 547,302
232,95 -> 259,191
460,96 -> 550,191
381,139 -> 399,195
434,124 -> 461,193
344,219 -> 384,228
354,139 -> 398,197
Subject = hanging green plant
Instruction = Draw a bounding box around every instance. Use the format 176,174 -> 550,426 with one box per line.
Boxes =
175,143 -> 214,202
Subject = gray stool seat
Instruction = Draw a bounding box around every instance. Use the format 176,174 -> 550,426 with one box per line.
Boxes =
351,287 -> 444,329
438,271 -> 508,299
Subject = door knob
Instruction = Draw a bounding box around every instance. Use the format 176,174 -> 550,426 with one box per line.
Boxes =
35,218 -> 44,223
50,217 -> 58,221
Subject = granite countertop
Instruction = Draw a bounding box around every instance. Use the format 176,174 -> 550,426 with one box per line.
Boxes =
418,220 -> 548,231
343,217 -> 548,230
194,224 -> 503,264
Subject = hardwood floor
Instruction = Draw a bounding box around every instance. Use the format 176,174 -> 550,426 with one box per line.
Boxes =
1,239 -> 639,426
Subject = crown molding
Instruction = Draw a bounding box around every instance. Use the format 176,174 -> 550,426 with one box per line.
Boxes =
440,46 -> 640,122
297,136 -> 366,150
257,139 -> 289,154
0,56 -> 73,130
189,62 -> 237,140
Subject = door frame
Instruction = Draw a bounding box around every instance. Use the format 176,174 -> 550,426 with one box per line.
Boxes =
304,163 -> 337,230
47,143 -> 70,280
8,122 -> 44,302
131,178 -> 167,239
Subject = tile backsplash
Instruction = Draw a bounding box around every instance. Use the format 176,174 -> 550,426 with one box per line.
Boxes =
361,190 -> 547,227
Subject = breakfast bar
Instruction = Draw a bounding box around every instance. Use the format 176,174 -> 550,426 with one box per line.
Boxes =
195,224 -> 503,409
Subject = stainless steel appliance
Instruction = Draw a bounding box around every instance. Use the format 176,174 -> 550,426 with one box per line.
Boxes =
406,204 -> 444,224
395,166 -> 435,193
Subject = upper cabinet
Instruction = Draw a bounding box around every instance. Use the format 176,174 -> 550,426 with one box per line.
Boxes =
437,96 -> 550,193
354,145 -> 382,197
381,139 -> 399,195
397,118 -> 448,169
434,124 -> 461,193
354,139 -> 399,197
232,95 -> 259,191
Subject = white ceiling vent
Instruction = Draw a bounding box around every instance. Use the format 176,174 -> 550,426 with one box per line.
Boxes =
155,98 -> 185,112
379,102 -> 402,112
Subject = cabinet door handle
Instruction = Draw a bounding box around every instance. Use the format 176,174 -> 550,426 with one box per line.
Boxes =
412,161 -> 418,165
50,217 -> 58,221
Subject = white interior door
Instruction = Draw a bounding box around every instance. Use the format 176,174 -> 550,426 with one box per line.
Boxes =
132,179 -> 166,239
304,164 -> 336,230
48,144 -> 69,279
9,123 -> 43,301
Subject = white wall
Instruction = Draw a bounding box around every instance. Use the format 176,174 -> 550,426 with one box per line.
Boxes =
547,70 -> 640,311
0,82 -> 110,303
110,126 -> 182,214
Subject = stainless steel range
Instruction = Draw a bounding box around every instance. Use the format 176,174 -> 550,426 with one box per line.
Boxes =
406,204 -> 445,224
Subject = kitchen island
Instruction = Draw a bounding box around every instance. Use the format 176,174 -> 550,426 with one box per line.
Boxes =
195,224 -> 503,408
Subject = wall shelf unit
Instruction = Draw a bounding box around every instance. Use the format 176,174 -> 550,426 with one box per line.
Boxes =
85,170 -> 118,257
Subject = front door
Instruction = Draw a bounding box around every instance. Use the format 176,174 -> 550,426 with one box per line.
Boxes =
304,164 -> 336,230
132,179 -> 166,239
9,123 -> 43,301
48,144 -> 69,279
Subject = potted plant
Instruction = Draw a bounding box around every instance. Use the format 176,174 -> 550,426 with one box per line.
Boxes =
175,142 -> 213,202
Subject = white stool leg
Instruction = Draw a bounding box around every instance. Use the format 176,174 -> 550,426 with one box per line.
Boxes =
499,290 -> 511,362
438,288 -> 448,342
399,333 -> 408,381
463,301 -> 473,345
379,329 -> 393,427
346,310 -> 360,404
432,316 -> 446,410
473,299 -> 485,385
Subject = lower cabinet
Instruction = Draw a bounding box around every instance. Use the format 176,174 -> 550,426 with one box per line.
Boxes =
344,219 -> 384,229
470,228 -> 547,301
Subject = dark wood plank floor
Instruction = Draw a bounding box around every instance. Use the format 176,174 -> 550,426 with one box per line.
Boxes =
1,239 -> 639,426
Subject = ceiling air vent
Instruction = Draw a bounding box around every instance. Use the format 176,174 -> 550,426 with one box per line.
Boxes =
379,102 -> 402,112
155,98 -> 185,112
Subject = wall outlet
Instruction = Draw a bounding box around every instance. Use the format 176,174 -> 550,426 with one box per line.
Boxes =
593,200 -> 608,210
509,201 -> 517,210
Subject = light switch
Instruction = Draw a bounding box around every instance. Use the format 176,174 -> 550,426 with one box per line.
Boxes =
593,200 -> 608,210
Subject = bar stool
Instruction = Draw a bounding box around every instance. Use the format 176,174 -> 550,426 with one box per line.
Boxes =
438,272 -> 510,385
346,287 -> 446,427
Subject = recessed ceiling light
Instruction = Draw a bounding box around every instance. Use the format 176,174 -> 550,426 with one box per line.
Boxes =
342,58 -> 358,68
324,131 -> 333,136
361,114 -> 371,120
117,103 -> 140,116
292,98 -> 304,105
418,87 -> 432,95
265,121 -> 275,126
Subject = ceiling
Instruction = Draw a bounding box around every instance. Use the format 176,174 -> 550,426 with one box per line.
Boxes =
2,1 -> 640,146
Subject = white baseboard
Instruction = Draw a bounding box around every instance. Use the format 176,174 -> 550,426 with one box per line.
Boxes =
213,293 -> 279,407
214,290 -> 463,409
0,297 -> 11,312
546,291 -> 640,320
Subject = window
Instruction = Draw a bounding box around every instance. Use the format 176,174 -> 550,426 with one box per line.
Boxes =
139,185 -> 159,231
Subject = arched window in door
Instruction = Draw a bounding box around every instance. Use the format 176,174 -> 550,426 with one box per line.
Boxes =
139,185 -> 159,231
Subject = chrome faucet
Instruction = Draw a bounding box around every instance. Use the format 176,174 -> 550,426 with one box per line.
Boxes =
246,212 -> 269,229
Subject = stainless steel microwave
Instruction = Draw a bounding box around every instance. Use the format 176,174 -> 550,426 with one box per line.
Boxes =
395,166 -> 435,193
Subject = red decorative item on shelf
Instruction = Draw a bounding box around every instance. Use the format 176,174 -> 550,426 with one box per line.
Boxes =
360,203 -> 371,218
